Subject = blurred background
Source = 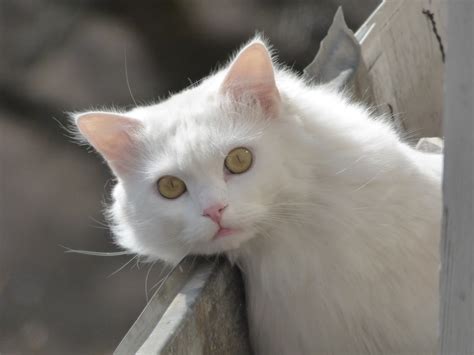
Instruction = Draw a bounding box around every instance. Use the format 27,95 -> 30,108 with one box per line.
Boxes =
0,0 -> 380,353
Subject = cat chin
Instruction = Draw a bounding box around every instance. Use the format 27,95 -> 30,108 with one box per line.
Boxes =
192,229 -> 257,255
124,229 -> 257,264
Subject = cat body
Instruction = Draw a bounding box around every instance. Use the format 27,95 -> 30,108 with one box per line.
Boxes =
74,39 -> 441,354
230,77 -> 441,355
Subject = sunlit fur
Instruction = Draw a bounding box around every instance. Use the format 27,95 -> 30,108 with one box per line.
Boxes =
75,39 -> 442,354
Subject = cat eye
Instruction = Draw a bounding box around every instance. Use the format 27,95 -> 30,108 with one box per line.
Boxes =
157,176 -> 186,199
225,147 -> 253,174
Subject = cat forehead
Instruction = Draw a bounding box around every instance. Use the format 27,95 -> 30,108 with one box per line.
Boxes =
139,119 -> 236,179
128,103 -> 255,172
124,71 -> 267,175
130,82 -> 263,143
133,100 -> 225,144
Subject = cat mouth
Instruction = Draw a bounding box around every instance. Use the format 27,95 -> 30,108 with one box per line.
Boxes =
213,227 -> 238,240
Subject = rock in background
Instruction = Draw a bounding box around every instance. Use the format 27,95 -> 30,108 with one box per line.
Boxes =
0,0 -> 379,353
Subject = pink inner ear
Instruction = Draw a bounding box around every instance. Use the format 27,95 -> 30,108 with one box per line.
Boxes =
221,42 -> 281,116
76,112 -> 142,173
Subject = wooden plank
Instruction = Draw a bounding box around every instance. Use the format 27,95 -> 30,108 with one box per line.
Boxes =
415,137 -> 443,154
114,259 -> 199,355
440,1 -> 474,354
137,259 -> 251,355
356,0 -> 445,140
303,7 -> 375,107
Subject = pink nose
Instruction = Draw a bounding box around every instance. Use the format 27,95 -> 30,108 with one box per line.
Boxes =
203,204 -> 227,224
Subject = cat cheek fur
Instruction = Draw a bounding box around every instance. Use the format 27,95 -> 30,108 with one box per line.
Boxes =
107,183 -> 190,264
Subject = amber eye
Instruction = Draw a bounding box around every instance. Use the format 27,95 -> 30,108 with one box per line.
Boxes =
225,147 -> 253,174
157,176 -> 186,199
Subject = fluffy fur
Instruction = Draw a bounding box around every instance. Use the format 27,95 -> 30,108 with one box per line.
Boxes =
73,38 -> 442,354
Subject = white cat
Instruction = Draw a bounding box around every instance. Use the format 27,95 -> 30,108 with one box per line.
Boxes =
73,38 -> 442,354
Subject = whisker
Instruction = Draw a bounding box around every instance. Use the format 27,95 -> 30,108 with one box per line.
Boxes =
124,47 -> 138,107
89,216 -> 109,228
61,245 -> 129,256
108,255 -> 138,277
147,253 -> 189,299
145,261 -> 157,303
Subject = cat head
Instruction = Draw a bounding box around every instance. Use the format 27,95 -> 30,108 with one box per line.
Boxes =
73,39 -> 314,264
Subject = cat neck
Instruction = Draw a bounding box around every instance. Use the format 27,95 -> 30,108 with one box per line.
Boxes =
230,142 -> 442,284
228,151 -> 441,353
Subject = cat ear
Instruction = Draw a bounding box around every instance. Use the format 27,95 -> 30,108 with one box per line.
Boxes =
74,112 -> 143,175
221,41 -> 281,117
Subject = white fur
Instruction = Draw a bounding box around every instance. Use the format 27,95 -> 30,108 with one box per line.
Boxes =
76,40 -> 442,354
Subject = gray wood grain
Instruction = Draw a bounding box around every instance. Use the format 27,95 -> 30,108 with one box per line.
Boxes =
114,259 -> 199,355
303,7 -> 375,108
137,259 -> 251,355
440,1 -> 474,354
356,0 -> 445,140
304,7 -> 361,90
415,137 -> 444,154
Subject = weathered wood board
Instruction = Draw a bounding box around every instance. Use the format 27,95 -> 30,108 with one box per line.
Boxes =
356,0 -> 445,140
115,259 -> 251,355
440,1 -> 474,354
114,259 -> 200,354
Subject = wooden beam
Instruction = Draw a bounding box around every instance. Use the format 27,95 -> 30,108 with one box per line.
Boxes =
440,1 -> 474,354
356,0 -> 446,140
114,259 -> 251,355
115,258 -> 199,354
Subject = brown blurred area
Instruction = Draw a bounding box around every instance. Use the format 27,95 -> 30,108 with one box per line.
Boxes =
0,0 -> 380,353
